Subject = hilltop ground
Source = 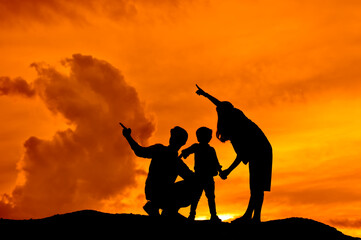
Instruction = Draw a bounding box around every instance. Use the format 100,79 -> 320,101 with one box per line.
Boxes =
0,210 -> 358,239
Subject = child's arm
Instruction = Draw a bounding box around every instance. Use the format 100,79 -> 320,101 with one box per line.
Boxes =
179,144 -> 198,159
211,147 -> 222,175
215,152 -> 222,172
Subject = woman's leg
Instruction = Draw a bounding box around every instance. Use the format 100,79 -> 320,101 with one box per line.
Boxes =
242,194 -> 254,220
232,194 -> 253,223
247,158 -> 266,222
240,190 -> 264,222
252,190 -> 264,222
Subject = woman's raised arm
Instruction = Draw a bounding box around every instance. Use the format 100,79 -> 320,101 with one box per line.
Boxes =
196,84 -> 221,107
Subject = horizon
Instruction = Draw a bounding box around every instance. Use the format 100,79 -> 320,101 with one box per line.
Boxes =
0,0 -> 361,238
1,210 -> 353,240
0,208 -> 355,238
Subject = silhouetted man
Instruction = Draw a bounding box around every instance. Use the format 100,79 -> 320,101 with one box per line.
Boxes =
122,125 -> 192,216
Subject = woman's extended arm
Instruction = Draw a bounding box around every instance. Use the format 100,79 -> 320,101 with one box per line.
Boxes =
196,84 -> 221,107
219,155 -> 242,179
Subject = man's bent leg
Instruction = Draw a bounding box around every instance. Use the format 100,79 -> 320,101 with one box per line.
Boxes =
143,201 -> 160,216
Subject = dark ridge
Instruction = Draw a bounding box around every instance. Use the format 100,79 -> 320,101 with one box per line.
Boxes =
0,210 -> 358,239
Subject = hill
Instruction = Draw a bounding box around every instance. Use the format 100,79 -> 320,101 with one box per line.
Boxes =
0,210 -> 358,239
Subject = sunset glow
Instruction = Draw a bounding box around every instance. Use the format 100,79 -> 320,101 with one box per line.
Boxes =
1,0 -> 361,237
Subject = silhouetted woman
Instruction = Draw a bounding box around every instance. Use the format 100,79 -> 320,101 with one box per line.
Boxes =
195,85 -> 272,223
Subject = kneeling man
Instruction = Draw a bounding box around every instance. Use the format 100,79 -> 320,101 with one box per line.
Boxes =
122,124 -> 193,216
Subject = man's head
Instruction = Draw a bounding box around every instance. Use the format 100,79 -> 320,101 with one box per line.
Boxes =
196,127 -> 212,144
169,126 -> 188,150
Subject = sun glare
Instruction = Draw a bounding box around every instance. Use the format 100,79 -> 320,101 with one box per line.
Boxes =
195,214 -> 237,222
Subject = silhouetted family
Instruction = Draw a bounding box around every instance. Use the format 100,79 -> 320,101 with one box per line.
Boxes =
121,85 -> 272,223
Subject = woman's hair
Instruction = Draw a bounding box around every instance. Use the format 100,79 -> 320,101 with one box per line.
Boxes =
216,101 -> 247,142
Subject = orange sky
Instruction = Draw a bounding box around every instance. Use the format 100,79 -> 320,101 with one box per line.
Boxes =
1,0 -> 361,237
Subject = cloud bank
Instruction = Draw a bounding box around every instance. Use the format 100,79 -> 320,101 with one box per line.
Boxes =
0,77 -> 36,98
0,54 -> 154,219
0,0 -> 191,26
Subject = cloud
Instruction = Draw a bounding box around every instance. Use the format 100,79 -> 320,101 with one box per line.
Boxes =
329,218 -> 361,229
0,0 -> 86,25
0,0 -> 137,26
0,77 -> 35,98
267,58 -> 361,105
0,54 -> 155,219
0,0 -> 191,26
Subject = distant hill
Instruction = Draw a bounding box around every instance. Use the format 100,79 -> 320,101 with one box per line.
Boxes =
0,210 -> 358,239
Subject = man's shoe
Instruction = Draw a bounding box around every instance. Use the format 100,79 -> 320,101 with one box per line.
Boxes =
143,201 -> 160,216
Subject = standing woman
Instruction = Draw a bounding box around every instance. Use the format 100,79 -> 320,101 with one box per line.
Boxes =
195,85 -> 272,223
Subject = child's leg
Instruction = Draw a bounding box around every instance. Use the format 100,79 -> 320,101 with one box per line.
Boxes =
207,197 -> 217,217
204,178 -> 217,217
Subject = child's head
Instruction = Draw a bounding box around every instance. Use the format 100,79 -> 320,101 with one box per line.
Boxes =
196,127 -> 212,144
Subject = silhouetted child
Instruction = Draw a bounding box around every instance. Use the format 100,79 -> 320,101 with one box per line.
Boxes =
180,127 -> 222,221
